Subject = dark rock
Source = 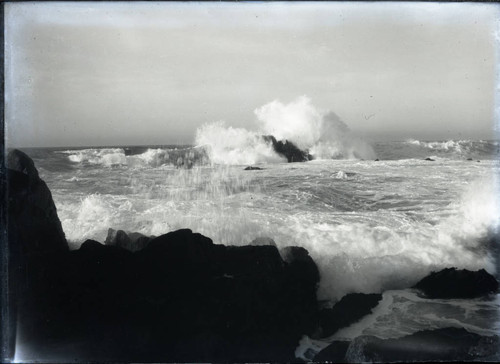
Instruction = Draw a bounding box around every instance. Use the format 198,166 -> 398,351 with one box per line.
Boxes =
374,158 -> 379,161
467,158 -> 473,161
318,293 -> 382,337
313,340 -> 350,362
280,247 -> 321,339
244,166 -> 263,170
413,267 -> 499,299
104,228 -> 153,252
315,328 -> 500,362
7,149 -> 68,255
263,135 -> 312,162
6,149 -> 70,360
20,227 -> 321,362
424,157 -> 435,161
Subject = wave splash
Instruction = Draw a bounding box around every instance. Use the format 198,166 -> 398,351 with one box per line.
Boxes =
194,122 -> 286,165
196,96 -> 376,165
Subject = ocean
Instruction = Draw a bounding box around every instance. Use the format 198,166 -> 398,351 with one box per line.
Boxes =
19,138 -> 500,360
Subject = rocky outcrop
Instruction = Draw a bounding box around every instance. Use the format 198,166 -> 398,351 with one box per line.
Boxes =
27,229 -> 320,362
7,149 -> 68,255
6,149 -> 69,361
318,293 -> 382,338
314,328 -> 500,362
413,268 -> 499,299
263,135 -> 312,162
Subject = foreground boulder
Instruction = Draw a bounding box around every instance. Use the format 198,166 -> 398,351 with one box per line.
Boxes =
263,135 -> 312,162
318,293 -> 382,338
24,230 -> 320,362
7,149 -> 68,255
6,149 -> 70,361
314,328 -> 500,362
413,268 -> 499,299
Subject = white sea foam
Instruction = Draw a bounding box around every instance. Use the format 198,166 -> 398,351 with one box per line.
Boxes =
281,177 -> 499,301
255,95 -> 324,151
64,148 -> 127,166
63,147 -> 206,168
48,155 -> 499,302
195,121 -> 285,165
194,96 -> 376,164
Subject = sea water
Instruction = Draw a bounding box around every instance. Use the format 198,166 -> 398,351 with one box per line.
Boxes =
19,137 -> 500,359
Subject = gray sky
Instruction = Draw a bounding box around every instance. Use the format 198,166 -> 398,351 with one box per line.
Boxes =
5,2 -> 499,147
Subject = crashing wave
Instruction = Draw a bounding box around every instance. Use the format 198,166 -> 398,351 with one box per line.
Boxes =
195,96 -> 376,165
195,122 -> 286,165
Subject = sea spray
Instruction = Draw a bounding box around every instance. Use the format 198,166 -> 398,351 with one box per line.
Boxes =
437,175 -> 500,258
255,95 -> 324,151
59,164 -> 261,245
256,97 -> 376,160
194,121 -> 285,165
195,96 -> 376,164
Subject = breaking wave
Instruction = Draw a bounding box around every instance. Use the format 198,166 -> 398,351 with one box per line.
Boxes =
195,96 -> 376,165
194,122 -> 286,165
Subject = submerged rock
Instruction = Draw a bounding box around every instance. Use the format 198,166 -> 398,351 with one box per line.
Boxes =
318,293 -> 382,338
263,135 -> 312,162
244,166 -> 263,170
314,328 -> 500,362
413,267 -> 499,299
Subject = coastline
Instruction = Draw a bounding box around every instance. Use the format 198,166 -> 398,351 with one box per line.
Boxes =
5,149 -> 500,362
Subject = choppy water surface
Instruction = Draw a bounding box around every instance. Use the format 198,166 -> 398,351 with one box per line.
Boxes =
21,139 -> 500,343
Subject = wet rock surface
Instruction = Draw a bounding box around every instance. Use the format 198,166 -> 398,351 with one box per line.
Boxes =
413,267 -> 499,299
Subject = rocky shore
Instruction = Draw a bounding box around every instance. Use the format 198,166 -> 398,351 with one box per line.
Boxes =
4,149 -> 499,362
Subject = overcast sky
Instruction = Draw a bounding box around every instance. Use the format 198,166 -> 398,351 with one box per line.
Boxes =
5,2 -> 499,147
